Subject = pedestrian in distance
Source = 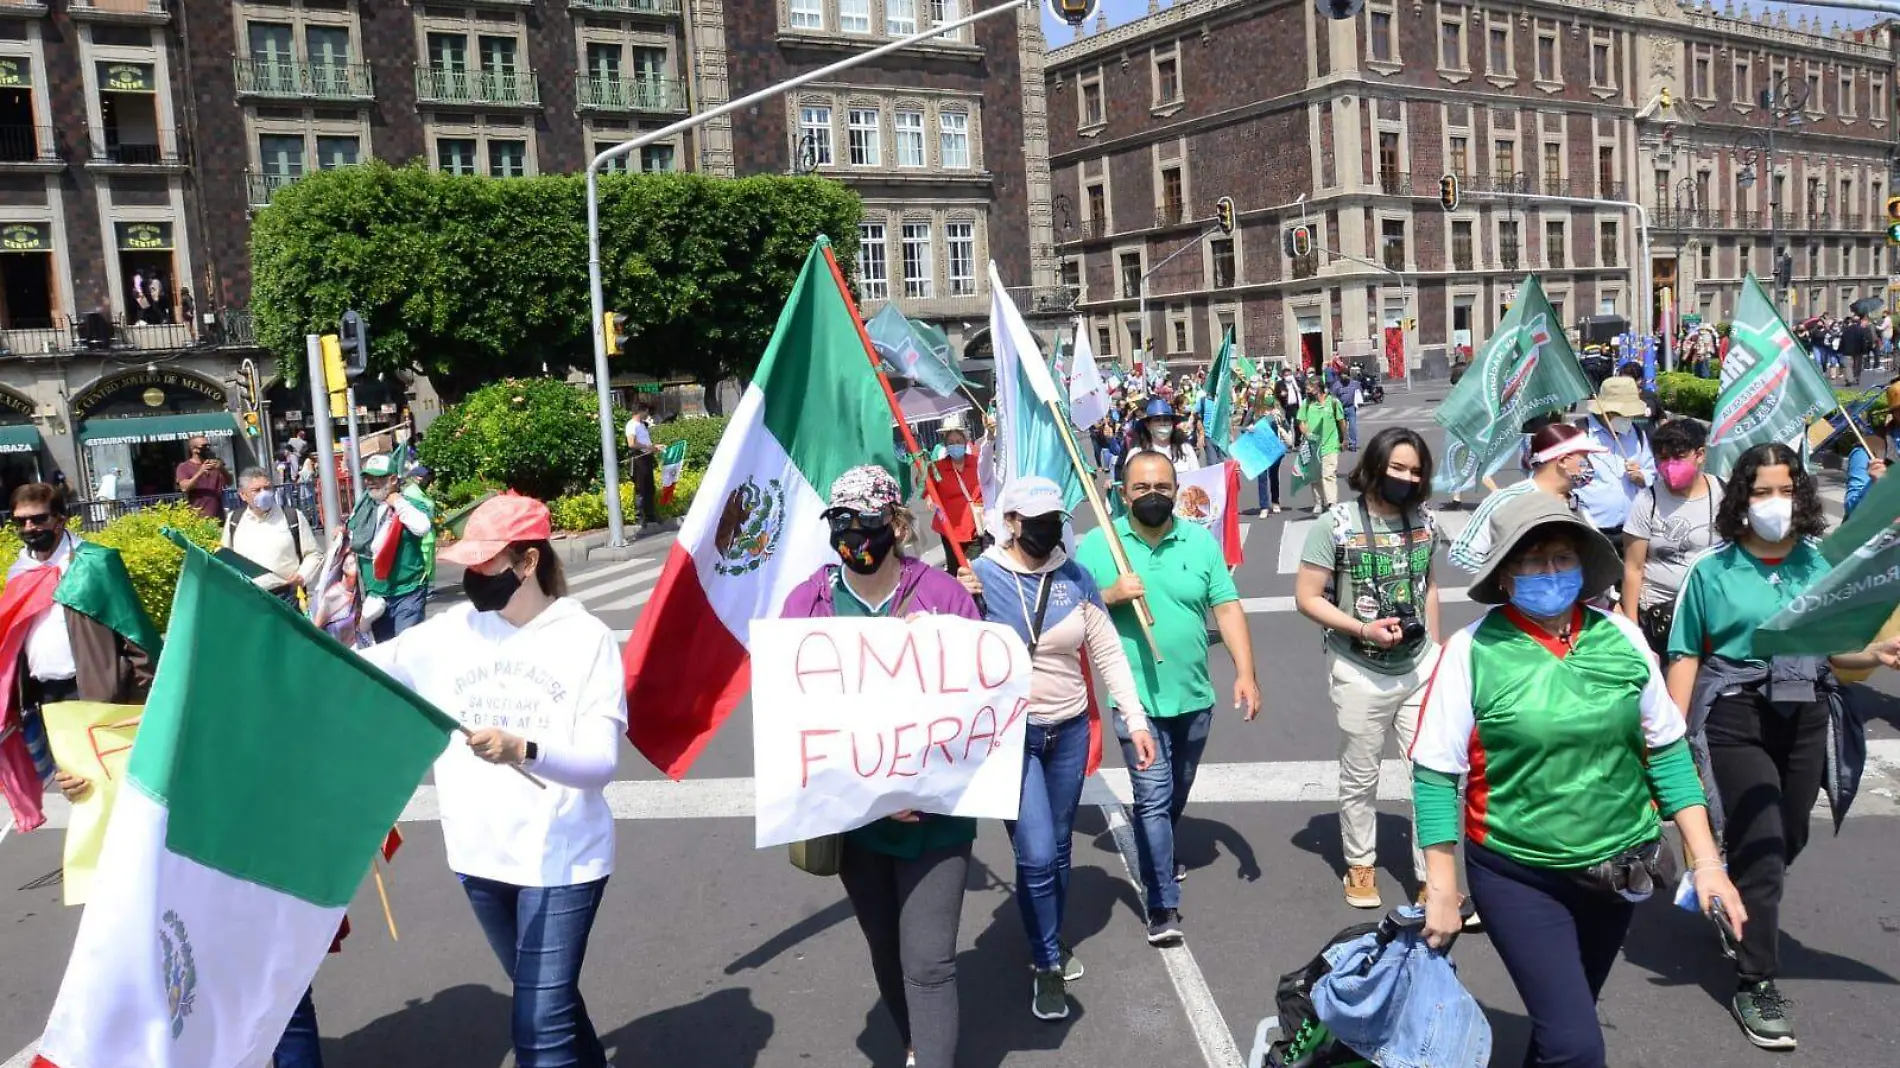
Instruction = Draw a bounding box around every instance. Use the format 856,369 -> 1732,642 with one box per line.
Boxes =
1297,376 -> 1346,511
1414,492 -> 1743,1068
347,453 -> 435,641
1664,442 -> 1900,1051
174,434 -> 229,519
780,465 -> 980,1068
364,493 -> 628,1068
1292,427 -> 1443,910
1574,378 -> 1656,547
1618,419 -> 1723,658
955,476 -> 1157,1022
625,404 -> 661,532
1131,396 -> 1200,474
222,466 -> 321,607
1076,450 -> 1259,945
1448,422 -> 1603,574
928,415 -> 986,573
1244,397 -> 1290,514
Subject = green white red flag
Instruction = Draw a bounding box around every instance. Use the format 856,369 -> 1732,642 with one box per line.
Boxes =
658,439 -> 689,504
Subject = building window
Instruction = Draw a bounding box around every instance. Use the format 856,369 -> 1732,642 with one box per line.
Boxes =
1369,7 -> 1395,63
640,144 -> 675,172
1154,53 -> 1180,105
1448,135 -> 1468,177
1210,237 -> 1235,287
858,222 -> 888,300
1591,41 -> 1611,87
258,134 -> 305,180
1544,220 -> 1565,268
1126,319 -> 1144,354
1499,219 -> 1520,268
1120,251 -> 1141,298
1699,242 -> 1713,278
1086,183 -> 1106,229
1600,220 -> 1618,266
316,136 -> 359,169
1733,56 -> 1751,104
1739,241 -> 1753,275
1493,139 -> 1515,184
939,111 -> 970,169
799,105 -> 833,166
1060,259 -> 1081,290
1378,131 -> 1401,192
1080,79 -> 1103,127
1535,30 -> 1556,82
887,0 -> 917,36
929,0 -> 958,27
1541,141 -> 1561,194
1451,219 -> 1474,270
1159,165 -> 1184,224
1380,218 -> 1406,270
901,221 -> 933,297
488,139 -> 527,177
848,108 -> 881,166
790,0 -> 823,30
894,109 -> 925,167
1487,23 -> 1510,76
946,221 -> 975,296
839,0 -> 870,33
597,145 -> 628,175
1097,325 -> 1112,356
438,138 -> 477,175
1874,76 -> 1888,122
1692,52 -> 1712,99
1172,317 -> 1188,353
1807,68 -> 1823,112
1840,71 -> 1856,118
1440,16 -> 1465,70
1597,145 -> 1616,197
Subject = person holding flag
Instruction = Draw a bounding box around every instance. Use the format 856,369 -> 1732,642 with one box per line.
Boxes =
348,452 -> 435,641
1573,376 -> 1656,546
928,415 -> 986,573
1296,375 -> 1346,510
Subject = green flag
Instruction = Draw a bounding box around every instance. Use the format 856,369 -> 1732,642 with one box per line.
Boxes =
54,541 -> 162,659
1289,435 -> 1319,497
866,303 -> 970,398
1821,459 -> 1900,565
1432,275 -> 1591,493
1753,513 -> 1900,657
1235,351 -> 1260,383
1205,328 -> 1236,457
1705,274 -> 1841,479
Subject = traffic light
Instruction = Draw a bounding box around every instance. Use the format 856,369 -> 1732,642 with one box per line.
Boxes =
242,411 -> 260,438
236,373 -> 255,411
1886,196 -> 1900,246
1773,249 -> 1793,290
603,311 -> 630,356
1288,224 -> 1313,258
1438,173 -> 1460,212
337,309 -> 367,380
319,334 -> 348,419
1049,0 -> 1099,28
1214,196 -> 1236,236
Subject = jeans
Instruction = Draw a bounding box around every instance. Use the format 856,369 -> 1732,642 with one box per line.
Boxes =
1344,406 -> 1360,449
1704,693 -> 1828,984
1115,708 -> 1213,912
460,875 -> 609,1068
840,839 -> 970,1068
271,987 -> 323,1068
1465,841 -> 1633,1068
1256,460 -> 1282,510
371,586 -> 428,643
1005,718 -> 1092,970
1330,653 -> 1429,881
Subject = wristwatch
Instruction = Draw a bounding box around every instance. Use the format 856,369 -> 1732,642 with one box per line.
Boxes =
522,741 -> 539,765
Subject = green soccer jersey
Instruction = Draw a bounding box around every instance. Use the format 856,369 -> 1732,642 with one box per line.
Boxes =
1666,539 -> 1831,663
1410,606 -> 1704,869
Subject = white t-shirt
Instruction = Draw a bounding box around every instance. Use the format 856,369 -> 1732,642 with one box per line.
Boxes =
364,597 -> 628,887
626,418 -> 652,454
9,533 -> 76,681
1623,475 -> 1725,607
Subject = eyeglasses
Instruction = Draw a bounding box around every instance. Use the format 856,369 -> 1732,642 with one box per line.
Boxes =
822,507 -> 892,533
9,512 -> 56,528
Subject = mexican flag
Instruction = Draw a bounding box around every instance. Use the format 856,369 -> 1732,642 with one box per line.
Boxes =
623,237 -> 901,779
1704,273 -> 1839,478
658,439 -> 689,504
1174,460 -> 1244,567
32,536 -> 454,1068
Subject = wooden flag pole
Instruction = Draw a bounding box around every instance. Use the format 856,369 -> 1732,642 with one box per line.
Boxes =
371,859 -> 399,941
1046,398 -> 1164,663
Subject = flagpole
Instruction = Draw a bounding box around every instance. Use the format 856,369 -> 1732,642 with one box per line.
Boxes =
371,859 -> 399,941
1044,397 -> 1164,662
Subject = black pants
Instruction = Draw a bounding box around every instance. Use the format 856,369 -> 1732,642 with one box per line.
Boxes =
1705,692 -> 1829,984
631,455 -> 658,526
938,534 -> 983,574
839,839 -> 970,1068
1465,841 -> 1634,1068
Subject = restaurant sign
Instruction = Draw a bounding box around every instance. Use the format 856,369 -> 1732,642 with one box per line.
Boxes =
72,370 -> 226,421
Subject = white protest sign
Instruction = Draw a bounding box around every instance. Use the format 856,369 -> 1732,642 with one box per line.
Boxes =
750,615 -> 1032,849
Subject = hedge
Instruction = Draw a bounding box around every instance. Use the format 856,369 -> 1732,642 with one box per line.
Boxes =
1655,370 -> 1889,451
651,417 -> 730,471
419,378 -> 630,500
0,503 -> 221,633
548,470 -> 704,533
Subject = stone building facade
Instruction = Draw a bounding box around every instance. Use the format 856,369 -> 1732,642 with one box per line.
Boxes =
1043,0 -> 1899,375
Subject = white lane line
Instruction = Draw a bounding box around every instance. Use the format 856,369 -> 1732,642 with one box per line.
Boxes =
564,555 -> 653,592
1235,523 -> 1254,556
575,565 -> 665,607
1275,517 -> 1315,574
1098,801 -> 1245,1068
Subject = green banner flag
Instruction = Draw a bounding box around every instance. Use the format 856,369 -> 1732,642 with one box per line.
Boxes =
1205,328 -> 1235,457
1289,435 -> 1319,498
1235,351 -> 1260,383
1432,275 -> 1591,493
1753,514 -> 1900,657
1821,460 -> 1900,565
1705,274 -> 1841,479
866,303 -> 970,399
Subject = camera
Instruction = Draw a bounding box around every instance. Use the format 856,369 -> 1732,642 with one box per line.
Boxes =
1391,603 -> 1426,645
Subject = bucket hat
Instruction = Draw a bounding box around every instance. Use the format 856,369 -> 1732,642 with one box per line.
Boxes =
1588,376 -> 1649,419
1467,493 -> 1622,605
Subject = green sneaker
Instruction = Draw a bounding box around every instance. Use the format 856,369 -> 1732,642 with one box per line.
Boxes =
1059,942 -> 1085,983
1031,968 -> 1069,1021
1732,980 -> 1797,1050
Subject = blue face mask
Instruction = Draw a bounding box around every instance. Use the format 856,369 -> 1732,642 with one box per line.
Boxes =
947,444 -> 968,461
1508,567 -> 1584,618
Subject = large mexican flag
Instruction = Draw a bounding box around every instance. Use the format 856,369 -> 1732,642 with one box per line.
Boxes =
33,536 -> 453,1068
623,237 -> 901,778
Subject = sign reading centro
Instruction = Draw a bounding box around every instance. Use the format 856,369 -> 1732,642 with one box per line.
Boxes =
72,370 -> 226,421
750,616 -> 1031,849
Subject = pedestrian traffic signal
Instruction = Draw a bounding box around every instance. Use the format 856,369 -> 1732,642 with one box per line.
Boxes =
1886,195 -> 1900,246
1283,224 -> 1313,258
236,373 -> 256,412
242,411 -> 260,438
603,311 -> 630,356
337,309 -> 367,380
1047,0 -> 1099,28
1438,173 -> 1460,213
1214,196 -> 1236,236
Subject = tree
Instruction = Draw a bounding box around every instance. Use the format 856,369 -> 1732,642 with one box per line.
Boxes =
417,377 -> 627,500
249,163 -> 862,399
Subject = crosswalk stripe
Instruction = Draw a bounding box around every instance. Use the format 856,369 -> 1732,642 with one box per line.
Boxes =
564,556 -> 652,593
575,565 -> 664,606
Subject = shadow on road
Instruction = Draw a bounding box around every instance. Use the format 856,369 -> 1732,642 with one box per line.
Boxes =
1175,815 -> 1263,883
722,897 -> 855,975
1620,894 -> 1898,1010
600,986 -> 775,1067
1848,683 -> 1900,734
1289,811 -> 1419,895
322,982 -> 510,1065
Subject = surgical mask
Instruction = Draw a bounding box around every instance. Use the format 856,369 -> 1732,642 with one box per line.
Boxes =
1509,567 -> 1584,618
1748,497 -> 1794,542
1658,459 -> 1699,493
946,444 -> 968,461
1148,421 -> 1175,442
1130,492 -> 1174,527
1380,475 -> 1424,510
22,527 -> 60,553
833,524 -> 897,575
1014,515 -> 1064,560
1607,417 -> 1630,436
251,489 -> 279,513
462,566 -> 522,613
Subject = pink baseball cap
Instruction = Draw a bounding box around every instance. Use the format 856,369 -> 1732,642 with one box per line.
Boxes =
439,493 -> 552,567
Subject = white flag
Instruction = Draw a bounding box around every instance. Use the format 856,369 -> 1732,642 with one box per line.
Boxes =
1067,321 -> 1110,432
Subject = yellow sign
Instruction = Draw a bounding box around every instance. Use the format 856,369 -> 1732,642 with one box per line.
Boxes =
0,59 -> 23,88
115,221 -> 172,250
321,333 -> 348,419
0,223 -> 47,251
43,701 -> 144,908
98,62 -> 155,92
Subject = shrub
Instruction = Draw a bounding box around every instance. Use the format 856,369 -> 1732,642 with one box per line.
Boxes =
651,416 -> 730,471
85,502 -> 222,633
418,378 -> 629,501
434,476 -> 505,513
1657,371 -> 1717,420
548,469 -> 705,533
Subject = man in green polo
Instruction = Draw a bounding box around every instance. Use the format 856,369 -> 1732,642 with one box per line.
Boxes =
1075,450 -> 1260,947
348,452 -> 435,640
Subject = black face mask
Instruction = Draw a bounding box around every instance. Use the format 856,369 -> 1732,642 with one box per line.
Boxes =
462,566 -> 523,613
1380,475 -> 1425,510
1130,492 -> 1174,527
1014,516 -> 1064,560
834,524 -> 897,575
21,527 -> 59,553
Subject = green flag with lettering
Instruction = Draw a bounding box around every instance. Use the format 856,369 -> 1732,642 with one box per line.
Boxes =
1705,274 -> 1840,479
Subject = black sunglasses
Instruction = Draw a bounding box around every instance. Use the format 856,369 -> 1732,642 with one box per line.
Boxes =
10,512 -> 57,528
822,507 -> 892,531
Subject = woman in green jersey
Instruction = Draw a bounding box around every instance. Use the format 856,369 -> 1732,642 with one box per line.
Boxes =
1664,442 -> 1900,1051
1414,493 -> 1740,1068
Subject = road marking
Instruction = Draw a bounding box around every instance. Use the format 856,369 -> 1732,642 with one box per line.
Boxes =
3,1044 -> 32,1068
564,556 -> 653,593
574,565 -> 665,607
1276,517 -> 1316,573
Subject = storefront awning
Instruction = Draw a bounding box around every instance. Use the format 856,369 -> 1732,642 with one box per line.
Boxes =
78,412 -> 238,447
0,424 -> 41,454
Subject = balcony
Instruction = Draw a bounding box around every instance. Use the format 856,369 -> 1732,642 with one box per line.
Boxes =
1154,202 -> 1185,228
0,322 -> 73,357
1841,212 -> 1866,231
568,0 -> 682,14
1291,252 -> 1320,280
1076,217 -> 1106,241
68,0 -> 167,22
1377,170 -> 1410,196
415,67 -> 541,109
0,0 -> 49,17
85,128 -> 184,171
246,169 -> 300,208
1451,248 -> 1474,272
234,59 -> 374,102
0,126 -> 63,169
576,74 -> 687,114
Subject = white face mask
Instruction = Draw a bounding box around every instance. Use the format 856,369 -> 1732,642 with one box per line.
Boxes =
1607,417 -> 1630,436
1748,497 -> 1795,542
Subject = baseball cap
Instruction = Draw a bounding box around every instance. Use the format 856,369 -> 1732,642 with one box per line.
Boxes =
999,476 -> 1067,519
361,453 -> 398,478
439,493 -> 552,567
825,465 -> 901,517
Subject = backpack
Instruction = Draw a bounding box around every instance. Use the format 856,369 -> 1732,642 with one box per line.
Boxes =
226,506 -> 304,562
1257,921 -> 1383,1068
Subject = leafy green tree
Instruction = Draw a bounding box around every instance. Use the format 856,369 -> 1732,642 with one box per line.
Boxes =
417,377 -> 630,500
250,163 -> 861,400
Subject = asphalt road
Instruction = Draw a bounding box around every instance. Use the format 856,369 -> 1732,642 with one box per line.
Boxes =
5,380 -> 1900,1068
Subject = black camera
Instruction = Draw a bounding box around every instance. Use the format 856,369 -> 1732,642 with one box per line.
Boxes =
1392,603 -> 1426,645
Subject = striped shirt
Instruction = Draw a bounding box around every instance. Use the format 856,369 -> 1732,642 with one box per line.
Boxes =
1447,480 -> 1542,573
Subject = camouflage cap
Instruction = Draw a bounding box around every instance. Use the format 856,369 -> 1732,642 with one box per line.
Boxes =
826,465 -> 900,514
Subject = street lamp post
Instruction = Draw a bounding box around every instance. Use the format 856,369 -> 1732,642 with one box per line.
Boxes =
1663,175 -> 1698,374
1731,73 -> 1811,321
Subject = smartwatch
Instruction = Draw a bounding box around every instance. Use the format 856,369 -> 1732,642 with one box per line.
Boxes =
523,741 -> 540,765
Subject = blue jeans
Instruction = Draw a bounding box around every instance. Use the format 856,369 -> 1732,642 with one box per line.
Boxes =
372,586 -> 428,643
1343,406 -> 1359,448
1255,460 -> 1282,510
1005,718 -> 1091,970
271,987 -> 322,1068
1114,708 -> 1213,912
460,875 -> 610,1068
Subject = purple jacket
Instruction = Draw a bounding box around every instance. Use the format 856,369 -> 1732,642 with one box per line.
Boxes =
781,555 -> 981,621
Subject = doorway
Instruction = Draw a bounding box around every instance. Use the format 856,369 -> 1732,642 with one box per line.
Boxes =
0,251 -> 52,328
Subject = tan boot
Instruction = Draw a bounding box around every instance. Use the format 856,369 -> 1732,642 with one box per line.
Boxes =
1343,865 -> 1382,909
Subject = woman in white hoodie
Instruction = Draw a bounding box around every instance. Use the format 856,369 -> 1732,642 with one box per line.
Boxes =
365,493 -> 625,1068
959,476 -> 1157,1023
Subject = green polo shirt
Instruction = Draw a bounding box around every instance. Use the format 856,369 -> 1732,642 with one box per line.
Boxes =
1298,396 -> 1344,457
830,570 -> 978,860
1666,539 -> 1832,664
1076,516 -> 1240,718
